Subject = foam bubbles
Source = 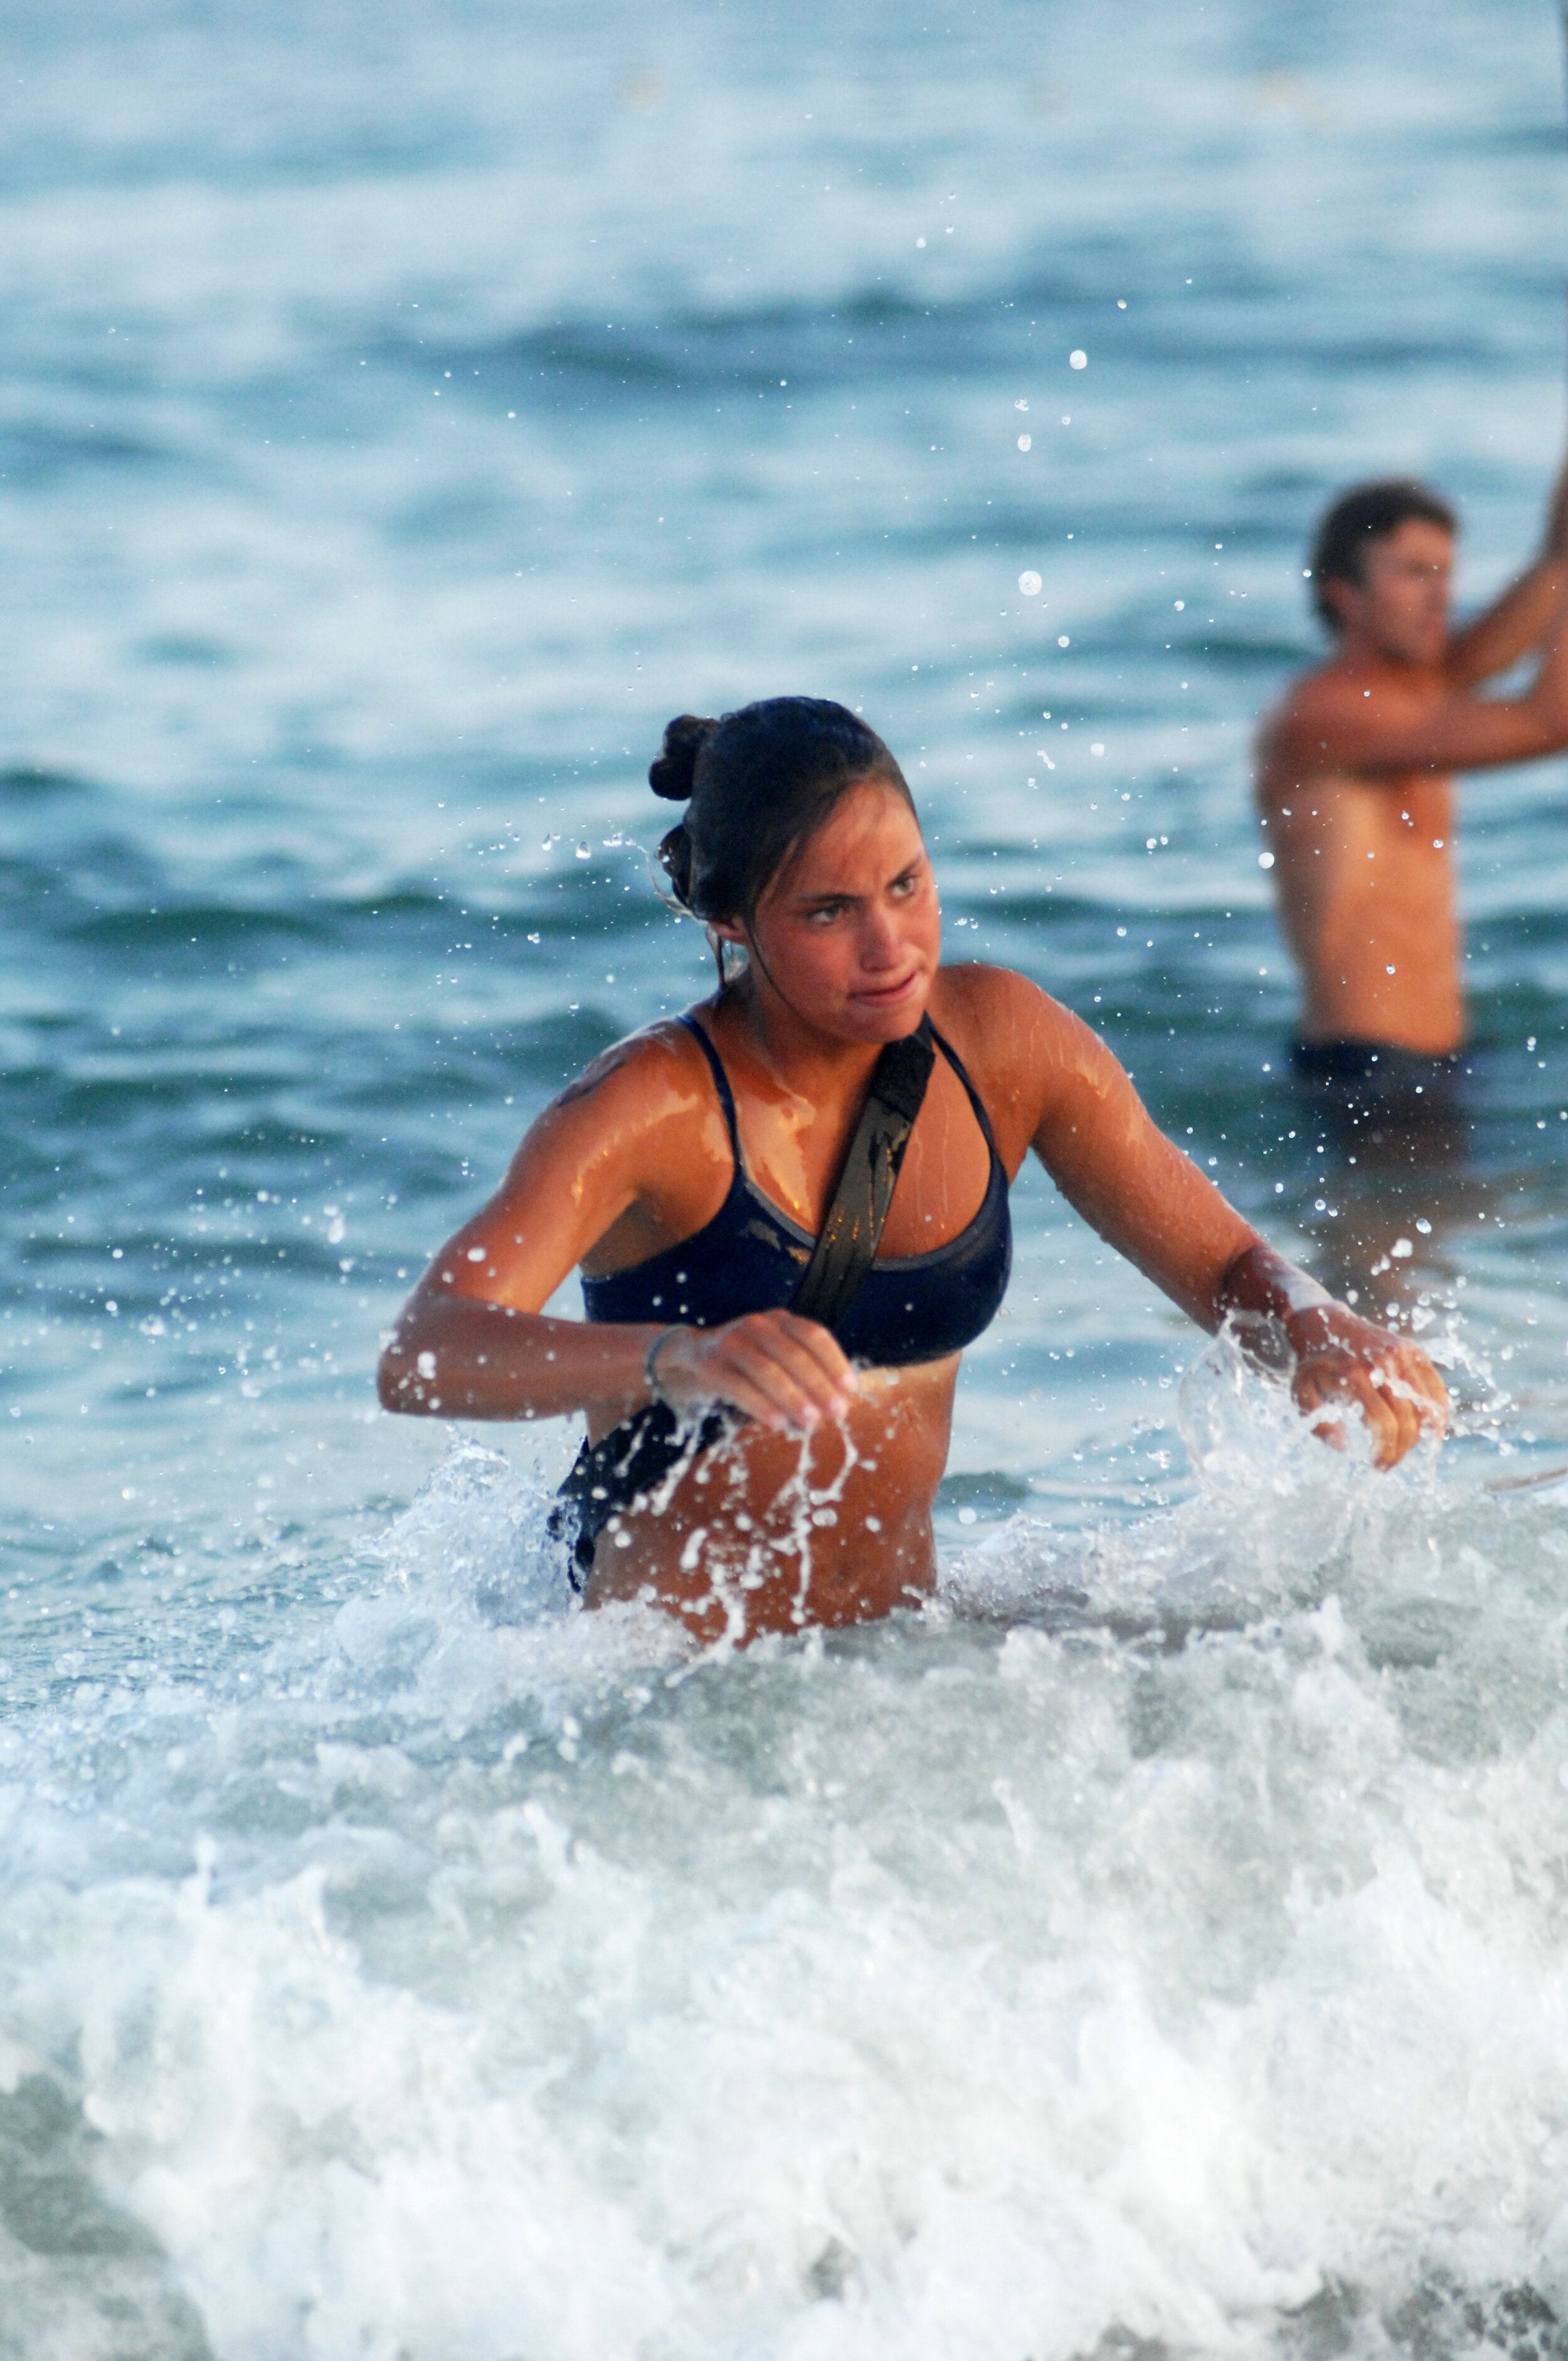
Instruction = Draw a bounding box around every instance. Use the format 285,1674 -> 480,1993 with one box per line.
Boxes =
6,1409 -> 1568,2353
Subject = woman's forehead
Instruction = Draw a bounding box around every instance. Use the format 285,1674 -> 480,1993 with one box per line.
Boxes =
780,782 -> 922,889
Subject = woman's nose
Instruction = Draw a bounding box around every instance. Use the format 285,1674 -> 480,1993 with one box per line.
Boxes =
861,908 -> 901,964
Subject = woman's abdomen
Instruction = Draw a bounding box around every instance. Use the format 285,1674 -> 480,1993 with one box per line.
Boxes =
583,1360 -> 958,1640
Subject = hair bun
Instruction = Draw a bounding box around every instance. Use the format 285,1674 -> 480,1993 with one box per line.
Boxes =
649,713 -> 718,802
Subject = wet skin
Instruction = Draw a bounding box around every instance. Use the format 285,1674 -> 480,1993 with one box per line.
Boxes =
381,780 -> 1447,1642
583,1362 -> 955,1643
1258,478 -> 1568,1056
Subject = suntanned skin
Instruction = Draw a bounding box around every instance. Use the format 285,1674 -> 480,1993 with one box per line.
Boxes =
380,781 -> 1446,1645
1258,468 -> 1568,1054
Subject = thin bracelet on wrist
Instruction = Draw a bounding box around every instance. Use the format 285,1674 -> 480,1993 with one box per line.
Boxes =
644,1324 -> 688,1408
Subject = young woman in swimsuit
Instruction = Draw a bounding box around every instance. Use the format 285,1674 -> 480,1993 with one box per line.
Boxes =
379,698 -> 1447,1643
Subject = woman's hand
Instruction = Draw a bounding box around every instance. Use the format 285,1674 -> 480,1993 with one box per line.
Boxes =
1283,1301 -> 1448,1468
652,1310 -> 859,1435
1209,1240 -> 1447,1470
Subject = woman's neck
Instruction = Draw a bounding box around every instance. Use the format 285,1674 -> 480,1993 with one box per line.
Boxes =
714,972 -> 886,1105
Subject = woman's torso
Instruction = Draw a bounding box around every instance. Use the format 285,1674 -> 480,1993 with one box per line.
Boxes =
581,1009 -> 1011,1362
576,985 -> 1013,1634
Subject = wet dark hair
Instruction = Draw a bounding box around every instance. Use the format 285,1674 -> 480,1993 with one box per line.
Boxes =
650,696 -> 914,931
1309,479 -> 1457,631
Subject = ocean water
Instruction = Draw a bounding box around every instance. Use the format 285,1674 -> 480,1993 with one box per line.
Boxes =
7,0 -> 1568,2352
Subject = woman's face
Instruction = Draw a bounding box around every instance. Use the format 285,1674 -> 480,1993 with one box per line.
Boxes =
715,778 -> 941,1044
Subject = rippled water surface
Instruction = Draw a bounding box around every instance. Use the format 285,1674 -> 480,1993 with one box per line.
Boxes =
7,1 -> 1568,2353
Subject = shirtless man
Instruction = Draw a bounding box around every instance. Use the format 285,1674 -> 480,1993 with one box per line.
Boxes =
1256,467 -> 1568,1112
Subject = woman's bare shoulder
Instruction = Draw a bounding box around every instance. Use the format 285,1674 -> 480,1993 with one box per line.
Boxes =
927,963 -> 1104,1154
545,1008 -> 715,1122
929,962 -> 1085,1063
478,1007 -> 724,1246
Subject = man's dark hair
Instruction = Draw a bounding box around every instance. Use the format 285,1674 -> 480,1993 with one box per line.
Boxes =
1309,479 -> 1457,632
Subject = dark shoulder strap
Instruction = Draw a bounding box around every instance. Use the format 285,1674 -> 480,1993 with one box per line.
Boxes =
788,1017 -> 936,1337
677,1011 -> 743,1163
928,1023 -> 999,1152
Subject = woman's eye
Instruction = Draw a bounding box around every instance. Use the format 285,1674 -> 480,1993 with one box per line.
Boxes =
807,904 -> 843,924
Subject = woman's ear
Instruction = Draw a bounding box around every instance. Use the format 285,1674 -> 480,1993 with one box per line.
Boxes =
704,920 -> 750,986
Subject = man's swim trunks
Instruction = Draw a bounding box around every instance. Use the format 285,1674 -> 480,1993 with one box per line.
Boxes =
1290,1037 -> 1470,1101
1289,1040 -> 1473,1153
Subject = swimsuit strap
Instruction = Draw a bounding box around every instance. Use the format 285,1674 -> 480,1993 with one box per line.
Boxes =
928,1024 -> 1001,1155
680,1009 -> 1000,1172
676,1011 -> 744,1167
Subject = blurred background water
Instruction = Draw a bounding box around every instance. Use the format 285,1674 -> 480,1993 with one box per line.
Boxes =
8,1 -> 1568,2353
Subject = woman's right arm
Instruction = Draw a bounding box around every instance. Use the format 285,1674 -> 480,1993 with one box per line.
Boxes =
378,1288 -> 673,1423
376,1031 -> 856,1433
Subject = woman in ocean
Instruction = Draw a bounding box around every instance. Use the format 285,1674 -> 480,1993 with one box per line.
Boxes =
379,698 -> 1446,1640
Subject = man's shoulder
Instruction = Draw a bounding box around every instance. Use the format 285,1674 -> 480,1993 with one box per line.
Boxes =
1264,652 -> 1363,729
1256,660 -> 1343,791
1259,654 -> 1444,785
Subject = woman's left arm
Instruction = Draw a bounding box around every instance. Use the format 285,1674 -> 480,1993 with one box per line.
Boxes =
980,974 -> 1447,1467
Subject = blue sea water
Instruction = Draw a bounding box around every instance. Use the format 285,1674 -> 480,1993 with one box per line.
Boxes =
8,1 -> 1568,2352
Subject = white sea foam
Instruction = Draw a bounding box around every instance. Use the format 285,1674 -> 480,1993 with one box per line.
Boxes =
4,1414 -> 1568,2355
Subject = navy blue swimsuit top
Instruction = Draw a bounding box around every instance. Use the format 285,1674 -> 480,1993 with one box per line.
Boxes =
581,1013 -> 1012,1365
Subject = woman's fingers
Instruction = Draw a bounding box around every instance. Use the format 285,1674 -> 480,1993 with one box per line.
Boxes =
1405,1349 -> 1451,1428
1370,1342 -> 1448,1465
1301,1358 -> 1395,1462
662,1311 -> 859,1432
1291,1329 -> 1447,1470
724,1315 -> 857,1430
1367,1379 -> 1419,1470
770,1312 -> 859,1398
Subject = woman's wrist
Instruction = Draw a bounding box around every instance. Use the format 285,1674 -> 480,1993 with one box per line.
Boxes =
643,1323 -> 690,1408
1216,1240 -> 1336,1349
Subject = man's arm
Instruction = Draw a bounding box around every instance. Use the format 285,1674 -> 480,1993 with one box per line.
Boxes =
1445,455 -> 1568,690
1276,578 -> 1568,779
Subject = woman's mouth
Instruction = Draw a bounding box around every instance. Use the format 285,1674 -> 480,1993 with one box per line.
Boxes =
851,970 -> 921,1007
